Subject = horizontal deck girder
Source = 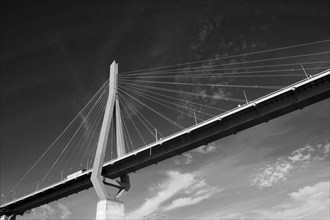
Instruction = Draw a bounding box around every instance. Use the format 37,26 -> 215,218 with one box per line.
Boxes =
1,69 -> 329,217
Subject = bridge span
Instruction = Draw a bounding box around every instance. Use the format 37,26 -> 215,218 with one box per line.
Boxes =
1,69 -> 329,217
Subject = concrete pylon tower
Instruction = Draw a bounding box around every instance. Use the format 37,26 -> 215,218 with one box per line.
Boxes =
91,61 -> 130,220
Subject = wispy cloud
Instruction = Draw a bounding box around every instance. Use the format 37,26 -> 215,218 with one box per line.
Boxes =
194,143 -> 217,154
162,185 -> 221,213
26,203 -> 71,220
175,143 -> 217,165
251,143 -> 330,189
256,181 -> 329,219
126,170 -> 221,219
30,204 -> 55,220
251,158 -> 293,189
162,194 -> 212,212
58,203 -> 72,219
126,170 -> 195,219
177,153 -> 194,165
218,181 -> 329,219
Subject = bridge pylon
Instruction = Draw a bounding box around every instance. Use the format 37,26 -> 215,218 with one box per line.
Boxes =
91,61 -> 130,220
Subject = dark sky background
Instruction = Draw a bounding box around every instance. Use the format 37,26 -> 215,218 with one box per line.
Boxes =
0,0 -> 329,217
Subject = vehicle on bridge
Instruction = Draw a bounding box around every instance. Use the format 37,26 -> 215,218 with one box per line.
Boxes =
67,169 -> 87,181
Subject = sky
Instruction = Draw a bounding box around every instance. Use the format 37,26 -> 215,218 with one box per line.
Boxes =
0,0 -> 329,219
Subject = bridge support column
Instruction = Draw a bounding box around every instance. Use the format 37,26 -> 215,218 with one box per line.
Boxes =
91,61 -> 129,220
96,198 -> 124,220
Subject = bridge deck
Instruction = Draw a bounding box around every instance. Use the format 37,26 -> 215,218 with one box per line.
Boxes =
1,69 -> 329,217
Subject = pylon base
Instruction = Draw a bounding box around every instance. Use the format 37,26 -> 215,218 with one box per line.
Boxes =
96,198 -> 124,220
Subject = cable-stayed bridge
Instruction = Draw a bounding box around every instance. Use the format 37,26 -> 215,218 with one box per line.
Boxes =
1,40 -> 330,219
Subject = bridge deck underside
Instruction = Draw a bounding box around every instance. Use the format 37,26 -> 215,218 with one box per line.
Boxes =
1,71 -> 329,217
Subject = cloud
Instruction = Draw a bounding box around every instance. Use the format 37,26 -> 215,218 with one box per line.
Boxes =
253,181 -> 330,219
162,185 -> 222,213
251,158 -> 293,189
30,204 -> 55,220
175,143 -> 217,165
126,170 -> 221,219
194,181 -> 330,219
193,143 -> 217,154
162,194 -> 212,212
179,153 -> 194,165
57,203 -> 72,219
216,181 -> 329,219
26,203 -> 71,220
126,171 -> 195,219
251,143 -> 329,189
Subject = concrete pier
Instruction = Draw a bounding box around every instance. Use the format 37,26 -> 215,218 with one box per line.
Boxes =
96,198 -> 124,220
